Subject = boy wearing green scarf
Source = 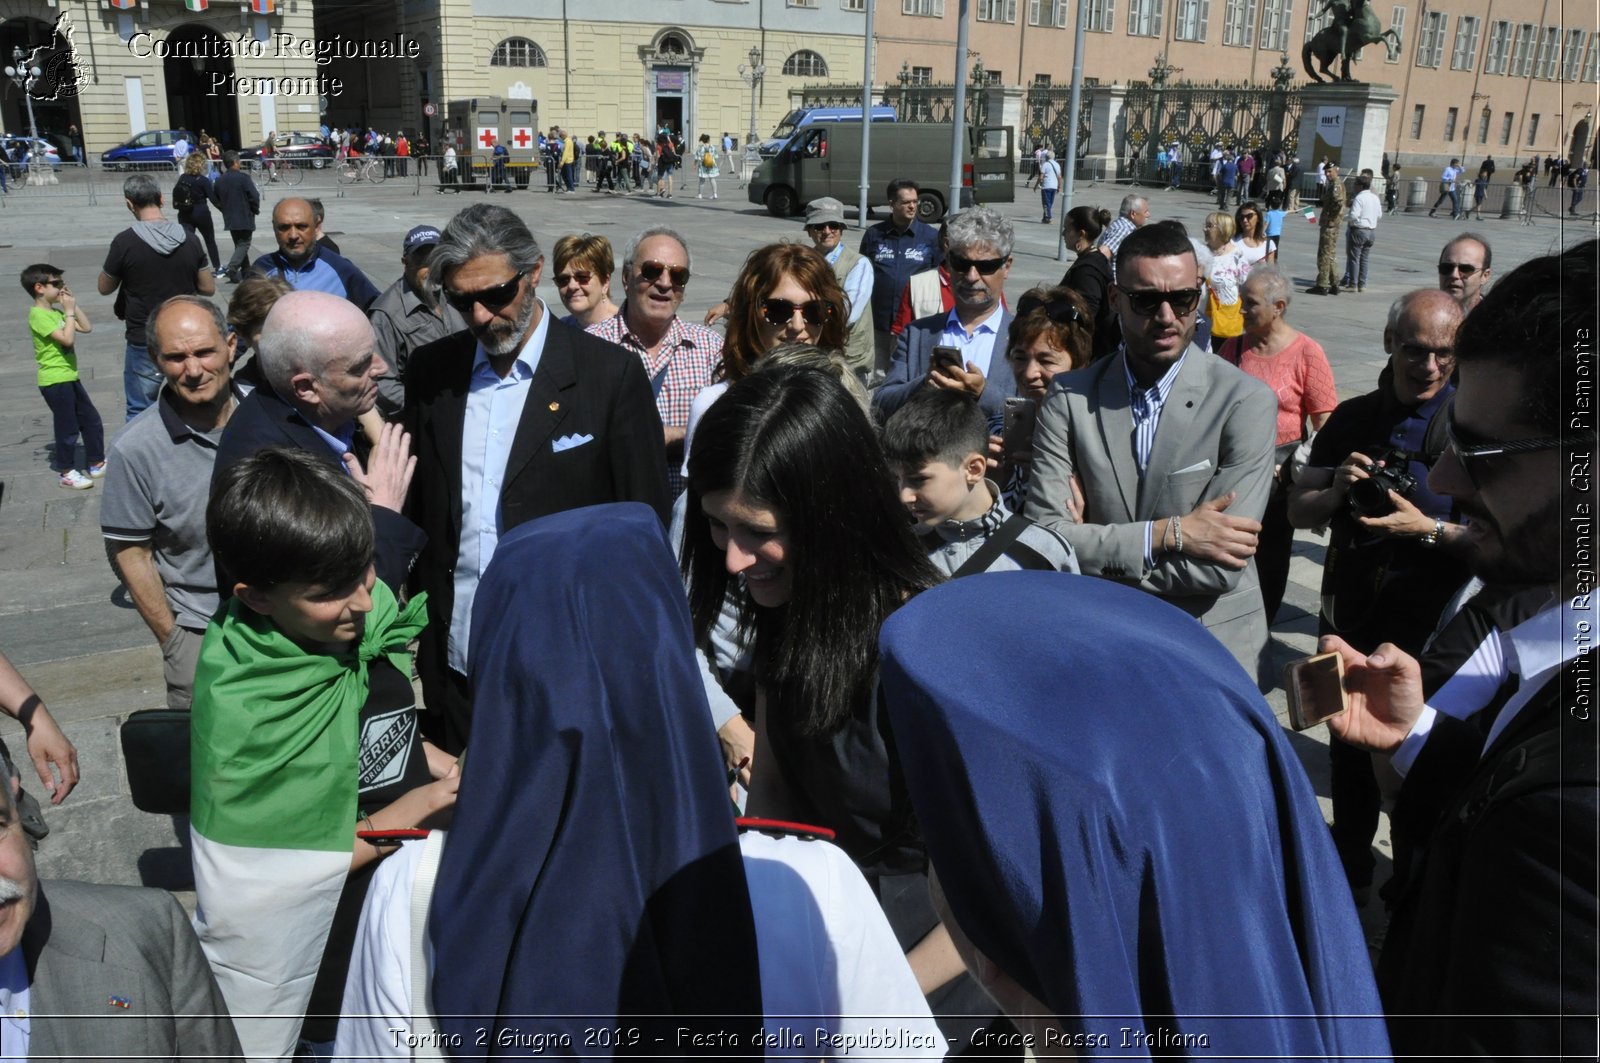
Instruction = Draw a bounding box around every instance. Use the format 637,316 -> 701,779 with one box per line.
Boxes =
189,446 -> 458,1062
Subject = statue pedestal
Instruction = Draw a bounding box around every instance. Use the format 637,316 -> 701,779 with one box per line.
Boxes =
1296,82 -> 1396,178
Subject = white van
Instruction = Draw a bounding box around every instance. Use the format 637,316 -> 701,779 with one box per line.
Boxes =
759,106 -> 897,156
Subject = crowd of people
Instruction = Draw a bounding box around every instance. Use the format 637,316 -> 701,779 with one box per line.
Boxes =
6,164 -> 1594,1060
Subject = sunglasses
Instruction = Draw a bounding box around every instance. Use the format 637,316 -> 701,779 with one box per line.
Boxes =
554,270 -> 594,288
635,260 -> 691,288
1014,293 -> 1082,324
1444,406 -> 1561,489
442,270 -> 525,314
1437,262 -> 1482,277
807,222 -> 845,233
949,253 -> 1008,276
760,298 -> 834,328
1117,286 -> 1203,317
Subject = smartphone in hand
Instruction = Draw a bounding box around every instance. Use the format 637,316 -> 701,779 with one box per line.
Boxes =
931,345 -> 964,375
1283,651 -> 1349,731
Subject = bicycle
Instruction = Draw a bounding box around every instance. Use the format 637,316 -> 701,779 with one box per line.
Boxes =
337,155 -> 386,186
250,157 -> 303,186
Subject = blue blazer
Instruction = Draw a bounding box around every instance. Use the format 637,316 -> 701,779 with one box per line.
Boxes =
872,307 -> 1016,423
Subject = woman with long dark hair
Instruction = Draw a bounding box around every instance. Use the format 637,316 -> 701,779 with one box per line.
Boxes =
1058,205 -> 1120,360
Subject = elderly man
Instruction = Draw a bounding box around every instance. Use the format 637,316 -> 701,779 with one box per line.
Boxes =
0,745 -> 240,1059
860,179 -> 942,374
98,173 -> 214,420
370,225 -> 466,418
1320,239 -> 1596,1060
804,196 -> 875,378
1096,193 -> 1150,278
873,206 -> 1019,423
1437,232 -> 1492,313
1307,162 -> 1346,295
406,203 -> 670,753
1024,222 -> 1277,678
1288,289 -> 1471,904
101,296 -> 246,711
214,290 -> 424,593
586,225 -> 722,495
252,197 -> 380,310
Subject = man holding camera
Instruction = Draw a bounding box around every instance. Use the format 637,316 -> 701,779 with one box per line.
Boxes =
1287,288 -> 1470,904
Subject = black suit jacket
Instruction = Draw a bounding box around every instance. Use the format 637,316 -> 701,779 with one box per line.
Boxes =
1379,647 -> 1598,1059
403,320 -> 671,748
212,168 -> 259,232
214,387 -> 427,593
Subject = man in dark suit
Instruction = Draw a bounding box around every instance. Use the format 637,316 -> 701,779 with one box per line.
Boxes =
405,203 -> 670,752
0,751 -> 241,1061
212,150 -> 259,284
874,206 -> 1019,424
1024,221 -> 1277,678
214,290 -> 425,593
1322,238 -> 1596,1058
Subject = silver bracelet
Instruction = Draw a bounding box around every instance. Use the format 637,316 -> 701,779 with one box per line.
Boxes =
1169,514 -> 1183,554
1420,517 -> 1444,547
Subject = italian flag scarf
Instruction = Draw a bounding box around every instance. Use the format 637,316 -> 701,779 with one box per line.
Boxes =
189,580 -> 426,1062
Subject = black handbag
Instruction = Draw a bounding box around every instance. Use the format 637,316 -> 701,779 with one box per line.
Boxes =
119,709 -> 191,816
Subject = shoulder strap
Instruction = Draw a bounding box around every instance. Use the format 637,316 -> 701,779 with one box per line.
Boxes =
1421,391 -> 1453,463
952,513 -> 1035,578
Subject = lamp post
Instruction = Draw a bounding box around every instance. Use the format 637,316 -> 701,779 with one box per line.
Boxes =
738,46 -> 765,155
969,55 -> 985,128
897,59 -> 912,120
4,46 -> 47,187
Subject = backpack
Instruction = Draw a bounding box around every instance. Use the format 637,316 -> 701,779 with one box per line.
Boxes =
702,147 -> 715,168
172,178 -> 196,212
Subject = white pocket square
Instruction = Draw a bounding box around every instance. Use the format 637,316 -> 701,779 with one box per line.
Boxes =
552,433 -> 595,453
1172,459 -> 1213,475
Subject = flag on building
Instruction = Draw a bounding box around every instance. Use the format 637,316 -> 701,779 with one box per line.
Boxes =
250,0 -> 275,13
184,0 -> 210,11
108,0 -> 136,10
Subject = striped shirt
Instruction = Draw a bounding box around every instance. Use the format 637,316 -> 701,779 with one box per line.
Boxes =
1124,350 -> 1188,567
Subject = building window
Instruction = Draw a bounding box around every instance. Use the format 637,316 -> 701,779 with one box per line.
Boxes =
490,38 -> 548,67
1562,29 -> 1587,81
1450,16 -> 1479,70
1500,111 -> 1513,145
1414,11 -> 1445,68
1477,107 -> 1490,143
1484,20 -> 1511,74
1086,0 -> 1115,31
1029,0 -> 1070,27
1385,6 -> 1405,63
1527,113 -> 1540,145
1033,73 -> 1052,85
788,0 -> 817,7
1128,0 -> 1163,37
1222,0 -> 1256,46
658,34 -> 690,55
1305,1 -> 1333,41
903,0 -> 945,14
910,65 -> 934,84
1443,106 -> 1457,141
1259,0 -> 1292,51
1410,103 -> 1425,140
1511,23 -> 1536,77
782,50 -> 829,76
1534,26 -> 1561,78
979,68 -> 1002,84
1174,0 -> 1209,41
978,0 -> 1017,22
1586,34 -> 1600,82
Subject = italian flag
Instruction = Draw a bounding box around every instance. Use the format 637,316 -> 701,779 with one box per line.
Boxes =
184,0 -> 209,11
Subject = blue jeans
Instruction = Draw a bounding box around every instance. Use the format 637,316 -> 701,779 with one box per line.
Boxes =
39,380 -> 104,472
1041,187 -> 1057,220
1344,226 -> 1375,288
124,342 -> 162,422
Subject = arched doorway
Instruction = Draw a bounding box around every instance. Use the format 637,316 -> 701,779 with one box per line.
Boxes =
1569,113 -> 1592,167
163,25 -> 239,150
639,30 -> 704,144
0,16 -> 84,159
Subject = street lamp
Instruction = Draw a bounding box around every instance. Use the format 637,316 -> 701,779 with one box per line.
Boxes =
4,45 -> 48,186
738,46 -> 766,154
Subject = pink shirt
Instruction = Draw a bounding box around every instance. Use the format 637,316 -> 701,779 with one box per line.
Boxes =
1220,332 -> 1338,446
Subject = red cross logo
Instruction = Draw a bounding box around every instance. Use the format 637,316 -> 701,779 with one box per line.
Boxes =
478,129 -> 497,148
513,128 -> 532,148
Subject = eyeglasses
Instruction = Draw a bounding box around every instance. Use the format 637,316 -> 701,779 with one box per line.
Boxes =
807,222 -> 845,233
554,270 -> 594,288
1394,341 -> 1456,366
635,260 -> 691,288
949,253 -> 1008,276
1444,406 -> 1561,489
442,270 -> 525,313
1117,286 -> 1203,317
1436,262 -> 1482,277
760,298 -> 834,328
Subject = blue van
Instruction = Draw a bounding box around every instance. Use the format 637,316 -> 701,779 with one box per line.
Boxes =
759,106 -> 896,156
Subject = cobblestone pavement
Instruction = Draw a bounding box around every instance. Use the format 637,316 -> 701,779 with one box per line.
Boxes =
1,165 -> 1592,942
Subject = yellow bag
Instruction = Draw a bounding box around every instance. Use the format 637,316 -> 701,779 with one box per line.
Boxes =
1208,289 -> 1245,338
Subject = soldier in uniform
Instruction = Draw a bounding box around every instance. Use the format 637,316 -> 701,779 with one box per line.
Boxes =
1308,162 -> 1346,295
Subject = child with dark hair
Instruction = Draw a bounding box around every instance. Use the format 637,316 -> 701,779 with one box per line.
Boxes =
883,389 -> 1076,576
22,263 -> 103,489
192,446 -> 457,1061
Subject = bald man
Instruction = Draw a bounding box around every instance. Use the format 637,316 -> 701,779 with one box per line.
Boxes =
213,291 -> 425,590
1436,233 -> 1492,313
252,197 -> 381,310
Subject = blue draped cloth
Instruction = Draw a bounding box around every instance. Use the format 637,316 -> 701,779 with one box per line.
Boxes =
879,571 -> 1392,1059
430,503 -> 763,1056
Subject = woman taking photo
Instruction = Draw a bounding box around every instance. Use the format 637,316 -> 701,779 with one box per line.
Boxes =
550,233 -> 619,328
1202,210 -> 1251,353
1057,205 -> 1120,361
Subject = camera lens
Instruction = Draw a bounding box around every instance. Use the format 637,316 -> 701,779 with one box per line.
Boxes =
1348,475 -> 1396,517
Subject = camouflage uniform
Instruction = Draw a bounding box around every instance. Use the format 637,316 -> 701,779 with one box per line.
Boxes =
1315,173 -> 1347,290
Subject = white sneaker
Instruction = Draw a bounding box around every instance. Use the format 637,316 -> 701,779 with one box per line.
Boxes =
58,469 -> 93,490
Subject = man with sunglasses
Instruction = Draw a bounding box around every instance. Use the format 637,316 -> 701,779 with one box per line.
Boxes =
405,205 -> 672,753
1316,241 -> 1595,1060
805,197 -> 875,378
370,225 -> 466,419
1023,221 -> 1277,679
1436,233 -> 1492,312
873,207 -> 1019,424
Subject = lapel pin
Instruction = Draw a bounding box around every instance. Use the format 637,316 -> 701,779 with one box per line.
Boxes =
108,995 -> 131,1009
548,401 -> 560,412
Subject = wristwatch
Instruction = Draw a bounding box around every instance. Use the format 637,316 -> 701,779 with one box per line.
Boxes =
1419,517 -> 1445,547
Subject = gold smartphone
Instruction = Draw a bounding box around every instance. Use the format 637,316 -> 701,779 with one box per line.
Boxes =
1283,651 -> 1349,731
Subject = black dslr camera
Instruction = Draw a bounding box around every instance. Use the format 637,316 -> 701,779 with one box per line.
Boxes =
1347,450 -> 1419,517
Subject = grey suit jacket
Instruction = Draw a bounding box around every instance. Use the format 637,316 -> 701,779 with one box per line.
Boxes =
1023,345 -> 1277,677
872,307 -> 1017,422
22,879 -> 242,1062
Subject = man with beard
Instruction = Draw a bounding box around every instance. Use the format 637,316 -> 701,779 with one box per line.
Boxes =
404,204 -> 670,752
1319,240 -> 1597,1059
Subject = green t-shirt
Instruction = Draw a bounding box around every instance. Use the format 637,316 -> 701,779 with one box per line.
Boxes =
29,305 -> 78,387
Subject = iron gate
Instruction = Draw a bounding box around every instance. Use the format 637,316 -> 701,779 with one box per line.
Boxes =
1122,80 -> 1302,185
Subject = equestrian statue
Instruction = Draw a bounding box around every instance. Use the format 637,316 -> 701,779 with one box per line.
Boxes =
1304,0 -> 1402,83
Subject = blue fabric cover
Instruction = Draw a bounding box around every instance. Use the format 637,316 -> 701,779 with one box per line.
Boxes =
879,571 -> 1392,1059
430,502 -> 762,1056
